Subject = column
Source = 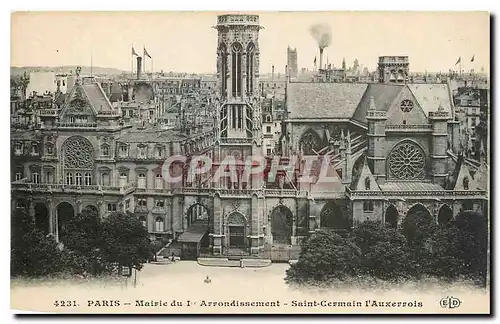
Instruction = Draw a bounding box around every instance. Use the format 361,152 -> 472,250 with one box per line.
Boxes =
212,195 -> 223,255
308,198 -> 317,233
47,198 -> 54,235
250,194 -> 260,255
172,195 -> 183,234
28,198 -> 35,223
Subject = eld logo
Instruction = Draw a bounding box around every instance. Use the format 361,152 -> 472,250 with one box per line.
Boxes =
439,296 -> 462,309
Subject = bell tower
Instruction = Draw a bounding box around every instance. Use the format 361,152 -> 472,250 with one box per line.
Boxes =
215,14 -> 263,140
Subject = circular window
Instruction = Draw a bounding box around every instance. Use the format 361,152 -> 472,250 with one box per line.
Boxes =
400,99 -> 414,113
388,141 -> 425,179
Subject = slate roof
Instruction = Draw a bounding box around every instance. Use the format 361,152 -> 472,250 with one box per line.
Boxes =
407,83 -> 453,117
81,83 -> 114,112
177,222 -> 208,243
351,83 -> 403,124
286,82 -> 368,119
117,126 -> 189,143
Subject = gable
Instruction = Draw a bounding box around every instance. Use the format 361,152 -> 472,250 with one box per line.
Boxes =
453,164 -> 478,191
59,84 -> 97,122
386,85 -> 428,126
354,163 -> 380,192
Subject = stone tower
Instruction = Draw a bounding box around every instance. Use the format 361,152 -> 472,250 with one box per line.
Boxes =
366,96 -> 387,183
212,14 -> 265,256
429,105 -> 450,186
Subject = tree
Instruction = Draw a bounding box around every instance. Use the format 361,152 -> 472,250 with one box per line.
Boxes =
450,211 -> 488,285
352,221 -> 410,281
99,212 -> 152,275
61,208 -> 107,275
285,229 -> 361,285
11,207 -> 64,277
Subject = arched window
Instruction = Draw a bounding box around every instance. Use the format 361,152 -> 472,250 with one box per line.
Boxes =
299,129 -> 322,155
101,172 -> 110,186
31,143 -> 39,155
246,42 -> 255,95
46,143 -> 54,155
139,216 -> 147,228
75,172 -> 82,186
32,171 -> 40,184
231,42 -> 243,97
155,217 -> 164,232
137,173 -> 146,188
365,177 -> 370,190
155,174 -> 163,189
66,172 -> 74,185
119,172 -> 128,187
219,43 -> 228,96
84,172 -> 92,185
463,177 -> 469,190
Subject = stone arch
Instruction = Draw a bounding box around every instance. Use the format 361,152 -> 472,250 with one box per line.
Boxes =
299,128 -> 322,155
320,201 -> 349,230
385,204 -> 399,229
56,201 -> 75,241
405,203 -> 433,225
186,202 -> 211,228
226,212 -> 246,249
387,139 -> 426,180
270,205 -> 293,245
438,204 -> 453,226
34,202 -> 49,234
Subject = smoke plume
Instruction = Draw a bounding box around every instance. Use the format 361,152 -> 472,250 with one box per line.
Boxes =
309,23 -> 332,49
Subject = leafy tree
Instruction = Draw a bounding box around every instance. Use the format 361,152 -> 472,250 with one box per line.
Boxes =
450,211 -> 488,285
11,207 -> 64,277
99,212 -> 152,275
352,221 -> 410,281
285,229 -> 361,285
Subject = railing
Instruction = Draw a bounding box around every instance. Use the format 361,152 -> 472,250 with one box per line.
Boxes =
219,138 -> 253,145
385,124 -> 433,131
12,182 -> 124,194
37,109 -> 58,116
218,189 -> 254,196
97,111 -> 120,116
56,122 -> 97,128
264,189 -> 298,197
429,111 -> 449,118
346,187 -> 487,198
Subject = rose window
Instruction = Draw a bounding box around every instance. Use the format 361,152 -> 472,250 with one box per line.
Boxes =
62,136 -> 94,170
388,141 -> 425,179
400,99 -> 414,113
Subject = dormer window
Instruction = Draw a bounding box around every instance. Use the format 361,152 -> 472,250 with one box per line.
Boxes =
119,145 -> 128,157
463,177 -> 469,190
138,145 -> 147,159
365,177 -> 370,190
14,142 -> 23,155
31,143 -> 39,155
155,146 -> 164,159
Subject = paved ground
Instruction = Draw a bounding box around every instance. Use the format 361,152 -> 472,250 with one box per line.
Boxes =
11,261 -> 490,314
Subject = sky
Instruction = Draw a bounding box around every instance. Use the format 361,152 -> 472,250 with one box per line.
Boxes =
11,11 -> 490,74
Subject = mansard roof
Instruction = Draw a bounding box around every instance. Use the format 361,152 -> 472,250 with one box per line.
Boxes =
286,82 -> 368,119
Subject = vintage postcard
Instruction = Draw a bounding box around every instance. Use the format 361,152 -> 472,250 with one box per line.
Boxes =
10,11 -> 490,315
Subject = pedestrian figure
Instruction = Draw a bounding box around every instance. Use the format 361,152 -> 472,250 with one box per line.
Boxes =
204,275 -> 211,284
171,252 -> 175,262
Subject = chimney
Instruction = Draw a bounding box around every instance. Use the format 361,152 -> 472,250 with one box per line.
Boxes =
136,56 -> 143,80
319,48 -> 324,71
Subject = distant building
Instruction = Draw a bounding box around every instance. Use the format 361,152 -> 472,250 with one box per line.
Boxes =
287,46 -> 298,79
25,71 -> 57,98
377,56 -> 409,84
